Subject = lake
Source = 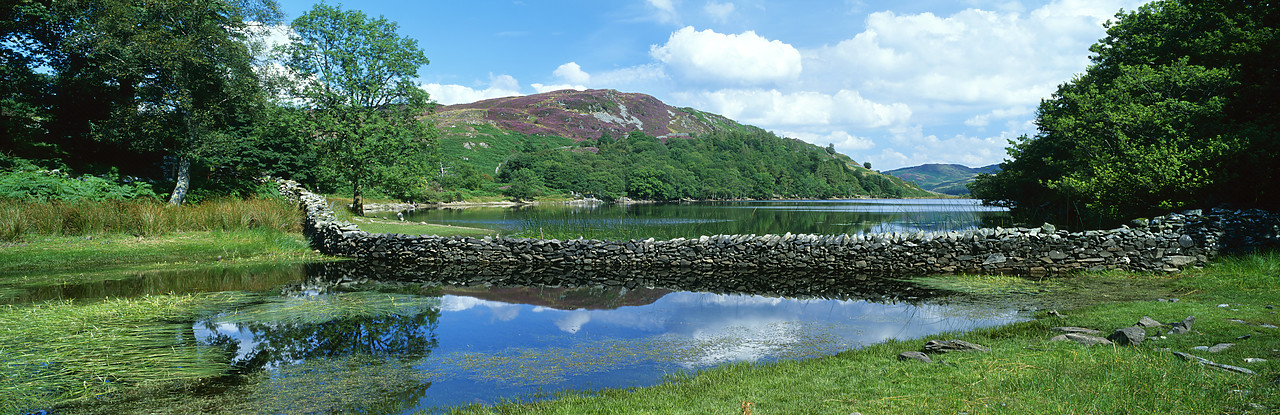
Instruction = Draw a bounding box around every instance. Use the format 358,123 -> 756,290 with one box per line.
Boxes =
9,262 -> 1029,414
7,199 -> 1029,413
379,198 -> 1010,239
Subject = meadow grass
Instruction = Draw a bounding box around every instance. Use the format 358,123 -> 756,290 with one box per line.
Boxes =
445,251 -> 1280,415
0,230 -> 324,279
327,197 -> 496,237
0,197 -> 301,242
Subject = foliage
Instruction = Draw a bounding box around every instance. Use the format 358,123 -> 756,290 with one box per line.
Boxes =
64,0 -> 283,205
277,3 -> 437,216
491,128 -> 928,201
971,0 -> 1280,228
0,167 -> 157,203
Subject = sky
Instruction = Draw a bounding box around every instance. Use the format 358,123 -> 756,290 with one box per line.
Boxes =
267,0 -> 1151,170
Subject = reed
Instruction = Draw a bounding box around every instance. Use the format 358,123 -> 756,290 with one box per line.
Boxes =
0,293 -> 261,413
0,197 -> 302,242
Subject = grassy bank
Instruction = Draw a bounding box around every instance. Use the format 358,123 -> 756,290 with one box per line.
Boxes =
327,196 -> 496,237
449,252 -> 1280,414
0,197 -> 301,242
0,230 -> 326,291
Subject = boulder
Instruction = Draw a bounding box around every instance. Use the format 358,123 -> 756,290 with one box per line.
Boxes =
1108,327 -> 1146,345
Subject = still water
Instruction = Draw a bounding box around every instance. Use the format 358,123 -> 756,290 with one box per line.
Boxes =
381,198 -> 1010,238
8,200 -> 1022,413
8,261 -> 1029,414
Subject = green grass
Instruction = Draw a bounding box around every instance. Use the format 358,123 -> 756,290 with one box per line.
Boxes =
328,197 -> 496,237
0,230 -> 325,278
0,292 -> 266,413
0,197 -> 302,242
446,251 -> 1280,414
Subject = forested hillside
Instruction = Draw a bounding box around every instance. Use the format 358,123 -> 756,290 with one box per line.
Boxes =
886,164 -> 999,195
429,89 -> 930,201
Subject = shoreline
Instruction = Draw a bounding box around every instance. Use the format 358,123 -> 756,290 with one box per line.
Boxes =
359,194 -> 969,213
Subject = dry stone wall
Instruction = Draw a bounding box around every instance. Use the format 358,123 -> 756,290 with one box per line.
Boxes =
278,180 -> 1280,277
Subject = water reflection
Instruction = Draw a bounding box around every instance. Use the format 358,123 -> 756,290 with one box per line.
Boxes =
385,198 -> 1010,238
10,260 -> 1027,413
277,261 -> 1024,412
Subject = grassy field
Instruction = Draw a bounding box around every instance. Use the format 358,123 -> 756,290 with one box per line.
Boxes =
446,252 -> 1280,415
0,230 -> 324,278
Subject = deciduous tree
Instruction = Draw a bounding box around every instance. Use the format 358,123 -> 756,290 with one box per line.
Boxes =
278,3 -> 435,216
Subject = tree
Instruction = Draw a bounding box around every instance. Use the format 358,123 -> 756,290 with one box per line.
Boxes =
971,0 -> 1278,228
278,4 -> 435,216
72,0 -> 283,205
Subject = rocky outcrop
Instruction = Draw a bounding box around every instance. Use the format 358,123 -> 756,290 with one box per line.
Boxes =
277,179 -> 1280,277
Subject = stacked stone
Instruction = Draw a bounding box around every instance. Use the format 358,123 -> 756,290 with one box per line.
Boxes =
276,179 -> 1279,277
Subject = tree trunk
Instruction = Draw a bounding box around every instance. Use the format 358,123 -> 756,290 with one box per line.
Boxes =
168,156 -> 191,206
352,179 -> 364,216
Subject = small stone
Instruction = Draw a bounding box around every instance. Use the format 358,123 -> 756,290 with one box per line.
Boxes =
922,339 -> 991,353
1266,305 -> 1276,310
1051,327 -> 1101,335
1228,319 -> 1247,324
1178,234 -> 1194,248
1244,358 -> 1268,363
897,351 -> 933,363
1137,316 -> 1163,327
1050,333 -> 1115,347
1237,334 -> 1252,340
1193,346 -> 1210,351
1047,309 -> 1066,318
1218,304 -> 1230,308
1261,324 -> 1278,329
1168,316 -> 1195,334
1108,326 -> 1146,346
1208,343 -> 1235,353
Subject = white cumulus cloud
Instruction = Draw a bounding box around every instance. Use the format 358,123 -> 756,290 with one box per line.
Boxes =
421,74 -> 523,105
676,89 -> 910,128
553,62 -> 591,85
651,26 -> 802,86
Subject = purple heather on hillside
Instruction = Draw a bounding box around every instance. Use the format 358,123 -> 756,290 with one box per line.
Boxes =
430,89 -> 739,141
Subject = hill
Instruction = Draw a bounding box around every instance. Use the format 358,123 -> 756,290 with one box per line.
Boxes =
426,89 -> 930,201
884,163 -> 1000,195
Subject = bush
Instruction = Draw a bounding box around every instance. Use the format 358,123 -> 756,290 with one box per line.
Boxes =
0,169 -> 157,202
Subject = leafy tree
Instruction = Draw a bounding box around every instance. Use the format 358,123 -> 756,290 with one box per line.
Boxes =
971,0 -> 1279,228
62,0 -> 283,205
278,3 -> 435,216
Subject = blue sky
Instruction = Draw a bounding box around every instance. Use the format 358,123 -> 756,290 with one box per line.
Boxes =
267,0 -> 1149,170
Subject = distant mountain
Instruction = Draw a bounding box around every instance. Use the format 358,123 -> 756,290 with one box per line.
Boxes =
884,163 -> 1000,195
427,89 -> 931,200
433,88 -> 745,143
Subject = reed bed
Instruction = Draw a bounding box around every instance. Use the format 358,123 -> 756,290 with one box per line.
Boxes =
0,197 -> 301,242
0,293 -> 260,412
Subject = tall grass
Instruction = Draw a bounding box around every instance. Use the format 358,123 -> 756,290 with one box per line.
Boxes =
0,293 -> 261,413
0,198 -> 301,242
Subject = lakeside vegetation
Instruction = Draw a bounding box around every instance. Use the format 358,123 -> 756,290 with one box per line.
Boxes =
448,251 -> 1279,415
970,1 -> 1279,229
2,248 -> 1274,414
1,0 -> 1276,413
